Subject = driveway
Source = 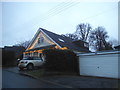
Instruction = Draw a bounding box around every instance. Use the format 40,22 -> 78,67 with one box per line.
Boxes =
2,67 -> 119,88
40,76 -> 118,88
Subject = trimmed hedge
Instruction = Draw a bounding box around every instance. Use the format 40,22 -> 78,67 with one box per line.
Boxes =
42,49 -> 79,73
2,50 -> 16,66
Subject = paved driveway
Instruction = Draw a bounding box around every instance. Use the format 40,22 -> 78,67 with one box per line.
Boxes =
3,67 -> 119,88
40,76 -> 119,88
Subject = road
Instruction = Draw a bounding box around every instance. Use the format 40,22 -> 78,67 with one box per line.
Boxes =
2,67 -> 118,89
2,69 -> 71,88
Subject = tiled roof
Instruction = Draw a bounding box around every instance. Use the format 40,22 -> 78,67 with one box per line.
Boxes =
114,45 -> 120,49
40,28 -> 90,52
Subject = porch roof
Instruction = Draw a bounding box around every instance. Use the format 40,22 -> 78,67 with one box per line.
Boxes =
25,45 -> 56,52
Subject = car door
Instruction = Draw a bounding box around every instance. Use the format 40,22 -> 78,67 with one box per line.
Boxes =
29,57 -> 36,66
37,58 -> 44,66
33,57 -> 43,66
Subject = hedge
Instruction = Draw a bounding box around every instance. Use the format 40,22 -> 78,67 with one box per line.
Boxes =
2,50 -> 16,66
42,49 -> 79,73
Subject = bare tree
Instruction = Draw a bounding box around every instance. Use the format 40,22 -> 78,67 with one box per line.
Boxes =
75,23 -> 92,41
108,38 -> 119,47
61,23 -> 92,42
15,40 -> 31,49
89,26 -> 113,51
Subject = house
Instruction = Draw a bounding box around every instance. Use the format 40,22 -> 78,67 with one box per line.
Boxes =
24,28 -> 90,57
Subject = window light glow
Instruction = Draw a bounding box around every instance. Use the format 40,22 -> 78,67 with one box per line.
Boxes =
61,47 -> 68,50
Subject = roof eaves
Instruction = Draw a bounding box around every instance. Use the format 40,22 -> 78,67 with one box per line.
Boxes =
26,45 -> 56,52
26,29 -> 40,50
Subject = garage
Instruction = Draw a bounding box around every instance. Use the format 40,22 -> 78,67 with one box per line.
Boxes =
78,51 -> 120,79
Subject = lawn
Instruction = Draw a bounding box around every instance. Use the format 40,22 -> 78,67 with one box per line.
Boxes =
25,69 -> 78,78
26,69 -> 45,78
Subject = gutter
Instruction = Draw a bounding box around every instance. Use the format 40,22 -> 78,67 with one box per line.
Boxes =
77,50 -> 120,56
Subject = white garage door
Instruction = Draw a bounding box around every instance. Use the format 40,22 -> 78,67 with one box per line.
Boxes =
79,53 -> 119,79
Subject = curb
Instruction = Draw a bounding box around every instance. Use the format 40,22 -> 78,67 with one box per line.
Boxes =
20,72 -> 73,88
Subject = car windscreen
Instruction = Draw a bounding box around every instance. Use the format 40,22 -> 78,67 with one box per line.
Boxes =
22,57 -> 43,60
23,57 -> 33,60
33,57 -> 43,61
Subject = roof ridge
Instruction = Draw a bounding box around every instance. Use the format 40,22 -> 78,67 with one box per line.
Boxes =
39,28 -> 61,36
39,28 -> 74,41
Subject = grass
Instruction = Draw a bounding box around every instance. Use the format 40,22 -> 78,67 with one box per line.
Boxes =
25,69 -> 78,78
26,69 -> 45,78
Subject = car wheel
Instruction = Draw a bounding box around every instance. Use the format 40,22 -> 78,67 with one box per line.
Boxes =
27,64 -> 34,70
19,67 -> 24,71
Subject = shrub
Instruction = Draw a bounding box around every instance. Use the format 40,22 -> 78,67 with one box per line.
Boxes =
42,49 -> 79,73
2,50 -> 16,66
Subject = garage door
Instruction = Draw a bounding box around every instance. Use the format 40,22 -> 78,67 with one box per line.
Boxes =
79,53 -> 119,79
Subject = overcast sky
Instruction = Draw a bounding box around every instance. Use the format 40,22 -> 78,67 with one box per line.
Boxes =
1,0 -> 119,47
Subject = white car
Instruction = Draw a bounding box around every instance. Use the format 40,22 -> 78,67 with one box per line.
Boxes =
18,57 -> 44,70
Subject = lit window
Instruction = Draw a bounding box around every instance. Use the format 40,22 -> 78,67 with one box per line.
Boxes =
38,37 -> 44,44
